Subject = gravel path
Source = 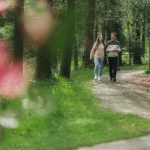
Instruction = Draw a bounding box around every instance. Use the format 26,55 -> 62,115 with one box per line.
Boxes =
76,71 -> 150,150
93,70 -> 150,119
77,135 -> 150,150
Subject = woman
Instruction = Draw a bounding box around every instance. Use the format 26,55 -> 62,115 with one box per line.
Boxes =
90,35 -> 105,81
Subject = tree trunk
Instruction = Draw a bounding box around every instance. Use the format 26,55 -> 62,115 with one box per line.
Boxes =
133,21 -> 142,65
36,42 -> 52,79
102,16 -> 107,65
148,36 -> 150,70
60,0 -> 75,78
14,0 -> 24,74
95,21 -> 98,40
141,12 -> 146,57
35,0 -> 53,80
73,35 -> 78,70
82,0 -> 95,67
127,22 -> 132,65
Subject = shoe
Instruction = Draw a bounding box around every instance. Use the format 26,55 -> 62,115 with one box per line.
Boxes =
112,78 -> 116,82
94,75 -> 98,80
110,78 -> 112,81
98,76 -> 101,81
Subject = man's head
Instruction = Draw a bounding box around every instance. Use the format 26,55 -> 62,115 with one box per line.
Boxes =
111,32 -> 117,41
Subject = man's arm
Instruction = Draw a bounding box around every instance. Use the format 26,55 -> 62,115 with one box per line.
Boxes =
104,41 -> 109,52
117,41 -> 121,52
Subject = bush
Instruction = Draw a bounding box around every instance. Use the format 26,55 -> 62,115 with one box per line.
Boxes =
145,70 -> 150,74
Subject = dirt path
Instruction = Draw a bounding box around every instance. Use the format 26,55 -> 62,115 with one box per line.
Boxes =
77,135 -> 150,150
76,70 -> 150,150
93,70 -> 150,119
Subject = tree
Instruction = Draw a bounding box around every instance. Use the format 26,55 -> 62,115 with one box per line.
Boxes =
73,35 -> 78,70
36,41 -> 52,79
73,0 -> 87,69
60,0 -> 75,78
132,1 -> 143,64
82,0 -> 95,67
14,0 -> 24,73
120,0 -> 149,65
35,0 -> 54,80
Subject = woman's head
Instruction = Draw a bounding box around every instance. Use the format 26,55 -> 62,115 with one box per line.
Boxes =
95,35 -> 104,48
96,35 -> 104,44
98,35 -> 103,42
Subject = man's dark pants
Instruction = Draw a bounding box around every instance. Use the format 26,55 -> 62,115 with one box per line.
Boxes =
108,57 -> 118,80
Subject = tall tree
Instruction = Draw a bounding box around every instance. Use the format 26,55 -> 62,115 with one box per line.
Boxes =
132,1 -> 143,64
141,9 -> 146,56
145,1 -> 150,70
82,0 -> 95,67
14,0 -> 24,72
73,3 -> 78,71
60,0 -> 75,78
120,0 -> 135,65
73,35 -> 78,70
36,41 -> 52,79
35,0 -> 53,79
120,0 -> 149,65
73,0 -> 87,69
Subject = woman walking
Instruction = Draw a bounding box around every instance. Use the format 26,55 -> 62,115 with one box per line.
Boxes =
90,35 -> 105,81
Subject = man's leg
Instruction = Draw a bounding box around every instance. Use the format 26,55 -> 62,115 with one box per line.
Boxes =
108,57 -> 113,80
112,57 -> 118,81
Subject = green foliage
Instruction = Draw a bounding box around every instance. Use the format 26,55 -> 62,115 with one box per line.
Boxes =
0,24 -> 14,40
145,70 -> 150,74
24,0 -> 37,7
1,0 -> 150,68
120,0 -> 150,64
120,64 -> 148,70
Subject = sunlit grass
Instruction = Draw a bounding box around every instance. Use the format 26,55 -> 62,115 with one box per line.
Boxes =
120,64 -> 148,70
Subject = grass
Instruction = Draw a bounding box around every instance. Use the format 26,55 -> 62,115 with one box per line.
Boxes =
0,68 -> 150,150
120,64 -> 148,70
145,70 -> 150,74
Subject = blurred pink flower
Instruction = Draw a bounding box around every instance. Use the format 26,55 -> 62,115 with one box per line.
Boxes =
23,0 -> 55,45
0,40 -> 27,98
0,0 -> 7,15
0,0 -> 16,16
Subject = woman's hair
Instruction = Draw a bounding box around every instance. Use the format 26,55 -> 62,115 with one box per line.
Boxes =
95,35 -> 104,48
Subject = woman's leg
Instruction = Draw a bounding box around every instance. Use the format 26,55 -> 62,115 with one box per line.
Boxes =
94,57 -> 100,79
99,59 -> 104,76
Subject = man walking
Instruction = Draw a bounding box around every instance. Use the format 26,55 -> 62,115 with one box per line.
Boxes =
105,32 -> 121,82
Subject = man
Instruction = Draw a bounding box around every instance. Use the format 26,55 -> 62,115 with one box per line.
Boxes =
105,32 -> 121,82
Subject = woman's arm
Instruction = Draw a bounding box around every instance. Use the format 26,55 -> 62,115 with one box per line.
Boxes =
90,42 -> 96,59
